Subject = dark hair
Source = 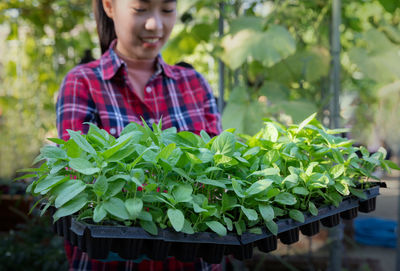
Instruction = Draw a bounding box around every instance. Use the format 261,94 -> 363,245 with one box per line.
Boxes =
92,0 -> 116,54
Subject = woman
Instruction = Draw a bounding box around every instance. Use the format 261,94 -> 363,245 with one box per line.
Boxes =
56,0 -> 222,270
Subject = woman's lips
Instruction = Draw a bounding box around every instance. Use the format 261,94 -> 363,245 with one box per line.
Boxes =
141,37 -> 161,48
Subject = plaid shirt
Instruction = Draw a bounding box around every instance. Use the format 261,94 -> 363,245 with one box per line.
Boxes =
56,40 -> 221,141
56,40 -> 223,271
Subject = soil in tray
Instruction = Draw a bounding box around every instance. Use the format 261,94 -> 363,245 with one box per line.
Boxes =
278,228 -> 299,245
321,214 -> 340,228
340,207 -> 358,220
300,221 -> 320,237
199,244 -> 225,264
256,235 -> 278,253
170,242 -> 200,262
359,197 -> 377,213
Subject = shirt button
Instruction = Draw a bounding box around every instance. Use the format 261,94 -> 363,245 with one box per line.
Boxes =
145,86 -> 152,93
110,128 -> 116,135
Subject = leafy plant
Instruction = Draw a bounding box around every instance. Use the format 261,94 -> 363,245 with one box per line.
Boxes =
21,115 -> 398,237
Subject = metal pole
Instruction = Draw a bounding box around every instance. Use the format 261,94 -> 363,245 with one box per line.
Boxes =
330,0 -> 341,129
328,0 -> 342,271
218,2 -> 225,114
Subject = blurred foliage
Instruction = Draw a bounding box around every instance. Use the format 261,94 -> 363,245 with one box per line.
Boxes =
0,212 -> 68,271
1,0 -> 400,180
0,0 -> 94,179
162,0 -> 400,149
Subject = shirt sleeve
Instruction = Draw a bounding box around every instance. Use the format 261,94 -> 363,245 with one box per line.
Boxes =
56,69 -> 97,141
197,72 -> 222,137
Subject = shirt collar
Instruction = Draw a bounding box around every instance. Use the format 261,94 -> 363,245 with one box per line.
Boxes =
100,39 -> 177,81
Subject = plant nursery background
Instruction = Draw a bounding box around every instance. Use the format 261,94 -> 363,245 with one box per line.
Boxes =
1,0 -> 400,270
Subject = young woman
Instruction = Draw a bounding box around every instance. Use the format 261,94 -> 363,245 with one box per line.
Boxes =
56,0 -> 222,270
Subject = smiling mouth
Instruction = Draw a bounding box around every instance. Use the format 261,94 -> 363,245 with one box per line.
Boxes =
141,38 -> 161,44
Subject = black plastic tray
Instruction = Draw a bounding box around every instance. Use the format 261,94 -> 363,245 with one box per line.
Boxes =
49,184 -> 382,262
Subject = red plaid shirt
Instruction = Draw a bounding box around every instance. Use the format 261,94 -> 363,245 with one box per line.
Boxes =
56,40 -> 223,271
57,40 -> 221,141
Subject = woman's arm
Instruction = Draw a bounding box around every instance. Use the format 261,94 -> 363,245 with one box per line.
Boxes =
56,69 -> 98,141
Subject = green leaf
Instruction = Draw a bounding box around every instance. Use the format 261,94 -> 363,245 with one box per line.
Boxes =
34,176 -> 69,194
65,139 -> 82,158
211,131 -> 236,156
262,123 -> 279,142
200,130 -> 211,144
101,132 -> 135,159
172,167 -> 193,182
104,198 -> 130,220
243,147 -> 260,158
185,152 -> 203,164
249,227 -> 263,234
222,194 -> 237,211
104,180 -> 125,198
138,211 -> 153,221
50,161 -> 68,175
289,209 -> 305,223
196,148 -> 214,163
241,206 -> 258,221
214,154 -> 239,166
157,143 -> 176,161
246,179 -> 274,196
93,204 -> 107,223
335,182 -> 350,196
47,138 -> 66,145
69,158 -> 100,175
332,149 -> 345,164
292,187 -> 309,196
55,180 -> 87,208
172,184 -> 193,203
53,193 -> 88,222
232,180 -> 245,198
379,0 -> 399,12
31,154 -> 46,166
274,192 -> 297,206
140,220 -> 158,235
249,168 -> 280,177
196,178 -> 227,189
265,220 -> 278,235
167,148 -> 183,166
223,216 -> 233,231
67,130 -> 97,155
181,220 -> 195,234
308,202 -> 318,216
330,164 -> 345,179
93,176 -> 108,197
40,145 -> 67,160
385,160 -> 400,170
349,187 -> 368,200
168,208 -> 185,232
205,221 -> 227,236
296,113 -> 316,133
259,204 -> 274,222
13,173 -> 37,181
128,145 -> 158,168
193,202 -> 207,213
125,198 -> 143,219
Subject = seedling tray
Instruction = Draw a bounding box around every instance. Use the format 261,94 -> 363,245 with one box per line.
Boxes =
51,184 -> 383,263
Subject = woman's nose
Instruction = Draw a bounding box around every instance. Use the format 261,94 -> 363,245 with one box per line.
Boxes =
145,13 -> 163,31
